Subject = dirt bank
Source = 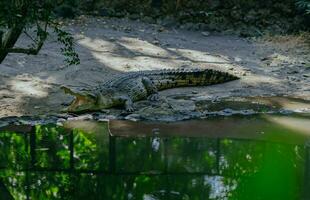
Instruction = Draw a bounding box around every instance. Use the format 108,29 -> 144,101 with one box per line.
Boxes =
0,16 -> 309,118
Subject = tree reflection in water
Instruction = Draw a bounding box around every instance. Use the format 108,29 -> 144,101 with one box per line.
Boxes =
0,120 -> 309,200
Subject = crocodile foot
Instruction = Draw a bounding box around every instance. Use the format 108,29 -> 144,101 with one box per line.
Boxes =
126,105 -> 134,112
148,93 -> 160,101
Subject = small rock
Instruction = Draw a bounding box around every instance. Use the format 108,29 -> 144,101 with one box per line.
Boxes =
68,114 -> 93,121
100,109 -> 110,114
1,95 -> 14,99
269,62 -> 279,67
287,70 -> 299,74
261,57 -> 268,61
125,114 -> 141,121
34,106 -> 40,109
158,27 -> 165,32
152,40 -> 160,45
109,37 -> 116,42
242,72 -> 247,76
192,90 -> 198,94
234,57 -> 242,62
124,27 -> 132,33
201,31 -> 210,37
168,99 -> 196,112
137,106 -> 179,122
99,115 -> 117,120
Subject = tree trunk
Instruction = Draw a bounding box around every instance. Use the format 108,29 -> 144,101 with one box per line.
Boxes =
0,2 -> 28,64
0,24 -> 25,64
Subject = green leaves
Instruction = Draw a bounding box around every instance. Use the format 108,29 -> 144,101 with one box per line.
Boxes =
0,0 -> 80,65
54,27 -> 80,65
296,0 -> 310,14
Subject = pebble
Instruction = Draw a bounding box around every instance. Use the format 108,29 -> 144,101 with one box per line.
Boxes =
1,95 -> 14,99
201,31 -> 210,37
158,27 -> 165,32
234,57 -> 242,62
287,70 -> 299,74
68,114 -> 93,121
125,114 -> 141,121
152,40 -> 160,45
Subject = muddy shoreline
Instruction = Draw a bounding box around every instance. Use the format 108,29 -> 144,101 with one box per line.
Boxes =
0,16 -> 309,119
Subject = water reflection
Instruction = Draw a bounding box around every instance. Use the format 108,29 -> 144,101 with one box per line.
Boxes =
0,116 -> 309,199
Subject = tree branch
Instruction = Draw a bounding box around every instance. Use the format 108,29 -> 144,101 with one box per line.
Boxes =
7,47 -> 38,54
7,33 -> 46,55
23,30 -> 37,43
0,31 -> 3,49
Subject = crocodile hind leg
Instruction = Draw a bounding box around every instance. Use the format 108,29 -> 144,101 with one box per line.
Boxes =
142,77 -> 160,101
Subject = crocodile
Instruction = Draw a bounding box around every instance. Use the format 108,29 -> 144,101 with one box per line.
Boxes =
61,68 -> 239,113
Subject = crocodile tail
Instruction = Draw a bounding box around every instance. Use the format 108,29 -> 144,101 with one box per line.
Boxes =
150,69 -> 239,90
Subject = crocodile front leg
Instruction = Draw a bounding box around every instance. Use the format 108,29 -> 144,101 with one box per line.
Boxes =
125,98 -> 134,112
142,77 -> 159,101
117,96 -> 134,112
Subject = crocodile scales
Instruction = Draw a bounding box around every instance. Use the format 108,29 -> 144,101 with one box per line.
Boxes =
61,68 -> 239,113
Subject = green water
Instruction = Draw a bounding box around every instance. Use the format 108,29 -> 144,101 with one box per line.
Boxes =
0,115 -> 309,200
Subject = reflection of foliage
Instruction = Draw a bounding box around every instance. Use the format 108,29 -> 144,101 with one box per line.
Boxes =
28,172 -> 72,200
0,122 -> 308,199
296,0 -> 310,14
72,122 -> 110,171
116,137 -> 165,172
167,138 -> 217,173
54,27 -> 80,66
35,125 -> 71,169
0,132 -> 28,170
0,0 -> 80,65
220,139 -> 265,177
0,170 -> 27,200
73,129 -> 102,170
231,143 -> 305,200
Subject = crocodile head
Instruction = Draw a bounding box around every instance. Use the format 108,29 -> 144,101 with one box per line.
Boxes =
61,86 -> 100,113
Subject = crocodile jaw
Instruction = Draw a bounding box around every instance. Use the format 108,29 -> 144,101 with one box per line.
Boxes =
63,96 -> 98,113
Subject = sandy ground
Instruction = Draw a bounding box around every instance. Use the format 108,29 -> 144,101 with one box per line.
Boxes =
0,16 -> 309,118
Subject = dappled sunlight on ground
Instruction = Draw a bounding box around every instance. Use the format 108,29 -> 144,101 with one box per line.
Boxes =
0,17 -> 309,117
9,79 -> 48,98
167,48 -> 231,64
77,35 -> 117,52
119,37 -> 172,58
0,74 -> 69,117
240,74 -> 284,86
76,35 -> 240,72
